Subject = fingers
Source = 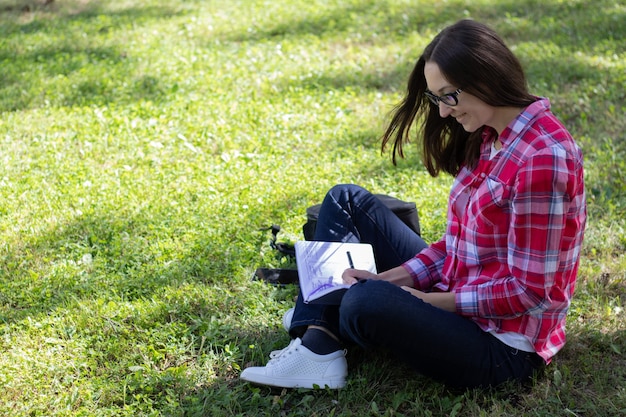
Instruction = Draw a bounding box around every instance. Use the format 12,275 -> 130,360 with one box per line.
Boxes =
401,286 -> 422,299
341,268 -> 373,285
401,285 -> 414,294
341,268 -> 359,285
343,276 -> 358,285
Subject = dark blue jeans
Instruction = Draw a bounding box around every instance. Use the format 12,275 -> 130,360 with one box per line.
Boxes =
289,184 -> 543,388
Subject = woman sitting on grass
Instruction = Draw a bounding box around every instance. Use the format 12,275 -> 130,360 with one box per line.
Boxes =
241,19 -> 586,390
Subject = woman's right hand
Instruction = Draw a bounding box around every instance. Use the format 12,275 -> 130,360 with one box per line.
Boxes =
342,268 -> 378,285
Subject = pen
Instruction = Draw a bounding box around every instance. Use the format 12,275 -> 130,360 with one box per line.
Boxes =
347,251 -> 354,269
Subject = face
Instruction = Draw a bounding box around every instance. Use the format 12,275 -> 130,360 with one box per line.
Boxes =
423,61 -> 496,133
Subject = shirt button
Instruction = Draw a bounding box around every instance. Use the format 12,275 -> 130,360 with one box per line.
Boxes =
480,173 -> 486,178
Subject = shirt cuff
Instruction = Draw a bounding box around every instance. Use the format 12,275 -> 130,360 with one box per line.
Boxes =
401,257 -> 428,290
455,285 -> 480,316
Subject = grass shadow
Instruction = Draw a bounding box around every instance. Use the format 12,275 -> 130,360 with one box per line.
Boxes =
0,207 -> 245,324
223,0 -> 623,89
0,0 -> 191,112
0,0 -> 186,35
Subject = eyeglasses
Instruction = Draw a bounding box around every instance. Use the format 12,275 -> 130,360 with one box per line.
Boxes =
424,89 -> 462,106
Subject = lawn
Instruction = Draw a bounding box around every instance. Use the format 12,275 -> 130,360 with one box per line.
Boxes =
0,0 -> 625,415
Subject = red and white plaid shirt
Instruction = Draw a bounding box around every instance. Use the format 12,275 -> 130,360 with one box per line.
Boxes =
403,98 -> 586,362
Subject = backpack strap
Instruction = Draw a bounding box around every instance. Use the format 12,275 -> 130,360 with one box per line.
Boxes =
260,224 -> 295,257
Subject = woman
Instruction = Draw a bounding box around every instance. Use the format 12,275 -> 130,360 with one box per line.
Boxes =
240,19 -> 586,389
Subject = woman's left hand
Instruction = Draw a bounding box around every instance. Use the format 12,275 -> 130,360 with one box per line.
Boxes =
400,286 -> 427,299
400,286 -> 457,313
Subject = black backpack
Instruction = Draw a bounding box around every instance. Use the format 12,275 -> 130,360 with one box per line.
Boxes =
302,193 -> 420,240
254,194 -> 420,285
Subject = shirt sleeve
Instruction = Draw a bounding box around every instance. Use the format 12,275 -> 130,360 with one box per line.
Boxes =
402,238 -> 447,291
455,146 -> 579,318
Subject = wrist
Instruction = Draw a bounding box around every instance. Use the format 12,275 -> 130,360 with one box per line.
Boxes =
379,267 -> 413,287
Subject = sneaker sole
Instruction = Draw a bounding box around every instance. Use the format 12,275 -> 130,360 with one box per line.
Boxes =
241,373 -> 346,389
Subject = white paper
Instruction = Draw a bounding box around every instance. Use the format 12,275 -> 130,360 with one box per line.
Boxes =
295,241 -> 377,303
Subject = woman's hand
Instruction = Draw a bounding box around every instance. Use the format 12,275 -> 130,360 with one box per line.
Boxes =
400,286 -> 428,300
342,265 -> 415,287
401,287 -> 457,313
342,268 -> 377,285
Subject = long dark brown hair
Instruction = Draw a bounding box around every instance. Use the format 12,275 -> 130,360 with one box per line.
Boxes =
381,20 -> 536,176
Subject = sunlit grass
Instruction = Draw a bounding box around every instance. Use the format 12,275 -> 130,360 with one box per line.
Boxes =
0,0 -> 625,415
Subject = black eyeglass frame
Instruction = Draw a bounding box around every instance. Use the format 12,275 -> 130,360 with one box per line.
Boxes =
424,89 -> 463,106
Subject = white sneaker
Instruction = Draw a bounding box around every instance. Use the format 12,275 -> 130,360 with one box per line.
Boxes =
240,338 -> 347,389
267,308 -> 294,358
269,338 -> 296,359
282,307 -> 294,332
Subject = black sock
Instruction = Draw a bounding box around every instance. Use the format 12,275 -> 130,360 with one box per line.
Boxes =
300,328 -> 342,355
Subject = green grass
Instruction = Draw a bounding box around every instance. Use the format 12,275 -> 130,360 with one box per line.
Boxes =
1,0 -> 625,415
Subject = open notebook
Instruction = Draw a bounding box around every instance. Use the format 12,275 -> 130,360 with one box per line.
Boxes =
295,241 -> 377,304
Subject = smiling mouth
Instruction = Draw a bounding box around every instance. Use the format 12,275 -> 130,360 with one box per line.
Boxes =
454,113 -> 467,123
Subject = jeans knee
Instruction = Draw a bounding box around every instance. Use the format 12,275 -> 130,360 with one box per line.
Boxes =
327,184 -> 368,203
339,280 -> 397,347
340,280 -> 391,318
339,281 -> 366,318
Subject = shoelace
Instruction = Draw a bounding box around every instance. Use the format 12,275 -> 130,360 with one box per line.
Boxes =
269,339 -> 297,359
269,341 -> 348,361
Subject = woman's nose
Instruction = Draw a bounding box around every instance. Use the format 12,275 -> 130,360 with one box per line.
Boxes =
438,103 -> 453,118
